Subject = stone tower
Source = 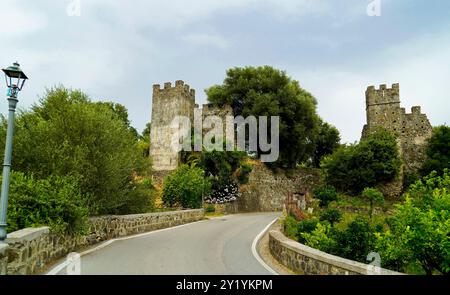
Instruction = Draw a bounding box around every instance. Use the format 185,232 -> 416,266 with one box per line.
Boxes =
362,83 -> 433,196
150,80 -> 195,171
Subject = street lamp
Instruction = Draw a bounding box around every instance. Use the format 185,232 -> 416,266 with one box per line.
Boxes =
0,62 -> 28,241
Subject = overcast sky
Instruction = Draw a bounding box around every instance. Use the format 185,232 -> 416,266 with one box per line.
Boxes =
0,0 -> 449,143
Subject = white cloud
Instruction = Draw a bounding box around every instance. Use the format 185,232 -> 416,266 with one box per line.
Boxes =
0,0 -> 47,36
181,33 -> 230,50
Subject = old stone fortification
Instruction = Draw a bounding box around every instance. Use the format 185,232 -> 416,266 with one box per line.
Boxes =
362,83 -> 432,197
269,227 -> 402,275
221,162 -> 322,213
150,80 -> 233,172
1,209 -> 203,275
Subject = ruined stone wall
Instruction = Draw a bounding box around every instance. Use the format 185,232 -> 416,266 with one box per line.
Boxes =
224,162 -> 322,213
362,84 -> 433,196
4,209 -> 204,275
0,243 -> 7,275
269,228 -> 403,275
150,80 -> 196,171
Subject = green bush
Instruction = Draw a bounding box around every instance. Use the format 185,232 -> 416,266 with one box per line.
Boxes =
283,215 -> 299,239
313,186 -> 338,208
115,178 -> 156,215
296,219 -> 319,243
334,217 -> 376,263
376,170 -> 450,275
320,208 -> 343,226
322,128 -> 401,194
301,223 -> 337,253
0,86 -> 150,214
205,204 -> 216,213
162,164 -> 211,209
6,172 -> 89,235
420,125 -> 450,177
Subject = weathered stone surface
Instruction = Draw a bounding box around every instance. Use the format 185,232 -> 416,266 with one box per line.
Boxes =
362,84 -> 432,198
269,227 -> 403,275
0,243 -> 8,275
224,162 -> 322,213
4,209 -> 204,275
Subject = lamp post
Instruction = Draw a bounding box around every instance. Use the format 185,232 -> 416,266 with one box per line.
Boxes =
0,62 -> 28,241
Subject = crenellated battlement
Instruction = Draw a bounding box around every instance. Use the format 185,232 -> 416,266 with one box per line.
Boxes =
366,83 -> 400,107
153,80 -> 195,101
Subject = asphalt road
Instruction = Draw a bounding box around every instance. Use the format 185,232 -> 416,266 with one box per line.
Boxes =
51,212 -> 280,275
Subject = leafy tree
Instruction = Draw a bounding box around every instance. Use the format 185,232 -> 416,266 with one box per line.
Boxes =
362,188 -> 384,219
320,208 -> 343,226
312,119 -> 341,167
313,185 -> 338,208
162,164 -> 211,209
206,66 -> 320,168
6,172 -> 89,235
334,217 -> 376,263
376,170 -> 450,274
322,128 -> 401,194
296,219 -> 319,243
420,125 -> 450,177
0,86 -> 151,214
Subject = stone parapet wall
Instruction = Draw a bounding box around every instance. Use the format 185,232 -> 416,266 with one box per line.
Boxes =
269,228 -> 403,275
225,162 -> 322,213
4,209 -> 204,275
0,243 -> 7,275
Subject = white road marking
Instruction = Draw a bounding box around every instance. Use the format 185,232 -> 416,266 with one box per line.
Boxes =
251,217 -> 279,275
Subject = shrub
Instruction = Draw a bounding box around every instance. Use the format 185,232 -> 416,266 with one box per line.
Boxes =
115,178 -> 156,214
296,219 -> 319,243
301,223 -> 337,253
376,170 -> 450,275
6,172 -> 89,235
320,208 -> 343,226
205,204 -> 216,213
322,128 -> 401,194
362,187 -> 384,219
283,215 -> 299,239
334,217 -> 376,263
313,186 -> 338,208
162,164 -> 211,209
0,86 -> 150,214
420,125 -> 450,177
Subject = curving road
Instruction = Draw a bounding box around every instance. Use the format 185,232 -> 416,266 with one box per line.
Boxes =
49,212 -> 280,275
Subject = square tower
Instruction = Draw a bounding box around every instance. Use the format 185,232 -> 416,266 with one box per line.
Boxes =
150,80 -> 195,171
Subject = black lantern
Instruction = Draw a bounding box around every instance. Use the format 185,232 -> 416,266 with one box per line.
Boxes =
2,62 -> 28,92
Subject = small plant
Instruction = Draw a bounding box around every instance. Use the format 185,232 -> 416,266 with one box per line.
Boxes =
205,204 -> 216,213
320,208 -> 343,226
362,187 -> 384,219
313,185 -> 338,208
283,215 -> 299,239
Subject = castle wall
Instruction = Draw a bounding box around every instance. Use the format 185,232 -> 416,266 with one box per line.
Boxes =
362,83 -> 433,197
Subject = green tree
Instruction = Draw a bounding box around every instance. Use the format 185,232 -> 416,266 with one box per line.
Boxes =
362,187 -> 385,219
0,86 -> 151,214
5,172 -> 89,235
206,66 -> 320,168
312,119 -> 341,168
162,164 -> 211,209
420,125 -> 450,177
376,170 -> 450,274
313,185 -> 338,208
320,208 -> 343,226
322,128 -> 401,194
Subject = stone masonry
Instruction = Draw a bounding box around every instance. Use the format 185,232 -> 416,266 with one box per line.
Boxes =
150,81 -> 233,172
362,83 -> 432,172
4,209 -> 204,275
361,83 -> 433,196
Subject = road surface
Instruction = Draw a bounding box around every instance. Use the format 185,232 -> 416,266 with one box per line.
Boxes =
50,212 -> 280,275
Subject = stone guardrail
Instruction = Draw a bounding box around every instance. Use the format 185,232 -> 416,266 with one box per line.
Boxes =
1,209 -> 204,275
269,228 -> 403,275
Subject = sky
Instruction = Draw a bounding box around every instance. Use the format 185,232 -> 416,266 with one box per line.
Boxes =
0,0 -> 449,143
